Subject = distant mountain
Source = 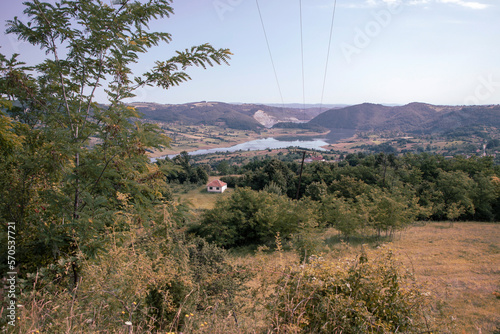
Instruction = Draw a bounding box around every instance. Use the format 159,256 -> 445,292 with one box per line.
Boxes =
133,101 -> 500,134
308,102 -> 500,133
131,101 -> 324,129
260,103 -> 349,110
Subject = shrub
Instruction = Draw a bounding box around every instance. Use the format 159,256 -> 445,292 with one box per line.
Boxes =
268,248 -> 431,333
11,226 -> 246,332
192,188 -> 316,248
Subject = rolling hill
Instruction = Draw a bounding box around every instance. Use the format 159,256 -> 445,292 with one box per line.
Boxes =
131,101 -> 325,130
308,102 -> 500,133
133,101 -> 499,135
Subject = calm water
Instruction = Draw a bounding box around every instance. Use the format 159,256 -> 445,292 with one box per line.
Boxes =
151,129 -> 355,161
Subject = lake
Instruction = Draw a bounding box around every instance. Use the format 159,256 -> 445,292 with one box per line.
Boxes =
151,128 -> 355,161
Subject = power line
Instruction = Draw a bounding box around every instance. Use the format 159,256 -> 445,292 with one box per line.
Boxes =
299,0 -> 305,119
256,0 -> 338,116
255,0 -> 285,110
320,0 -> 338,113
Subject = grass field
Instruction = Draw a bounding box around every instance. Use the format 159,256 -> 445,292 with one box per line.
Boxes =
389,222 -> 500,333
172,182 -> 499,332
224,222 -> 499,333
170,177 -> 232,211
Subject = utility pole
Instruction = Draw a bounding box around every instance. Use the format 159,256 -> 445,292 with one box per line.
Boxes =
296,151 -> 306,200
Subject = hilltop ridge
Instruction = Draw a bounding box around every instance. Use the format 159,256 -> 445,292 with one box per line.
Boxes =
308,102 -> 500,133
132,101 -> 500,135
131,101 -> 324,130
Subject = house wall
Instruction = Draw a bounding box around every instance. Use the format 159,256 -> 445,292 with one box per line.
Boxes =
207,185 -> 227,193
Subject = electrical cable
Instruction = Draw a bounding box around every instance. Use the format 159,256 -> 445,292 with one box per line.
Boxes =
256,0 -> 338,116
255,0 -> 285,110
320,0 -> 338,113
299,0 -> 306,119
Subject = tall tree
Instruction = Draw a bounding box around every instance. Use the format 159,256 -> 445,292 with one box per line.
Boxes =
0,0 -> 231,275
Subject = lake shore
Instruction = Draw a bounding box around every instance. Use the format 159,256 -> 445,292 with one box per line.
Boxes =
148,127 -> 334,158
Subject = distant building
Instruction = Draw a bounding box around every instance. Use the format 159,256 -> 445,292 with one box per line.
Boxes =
305,155 -> 325,163
312,155 -> 325,162
207,179 -> 227,193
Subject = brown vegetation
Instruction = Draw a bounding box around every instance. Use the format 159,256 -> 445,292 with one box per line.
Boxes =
390,222 -> 500,333
225,222 -> 500,333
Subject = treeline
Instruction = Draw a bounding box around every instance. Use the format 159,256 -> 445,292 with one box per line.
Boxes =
158,151 -> 209,185
189,153 -> 500,247
221,153 -> 500,222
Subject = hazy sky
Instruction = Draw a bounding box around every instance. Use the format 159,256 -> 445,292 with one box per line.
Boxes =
1,0 -> 499,106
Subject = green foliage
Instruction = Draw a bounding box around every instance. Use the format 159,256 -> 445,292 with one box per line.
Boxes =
162,151 -> 209,184
0,0 -> 230,279
269,248 -> 431,333
304,181 -> 328,201
319,186 -> 422,238
192,188 -> 316,248
224,153 -> 500,222
216,160 -> 231,175
220,175 -> 240,188
1,1 -> 499,331
187,237 -> 247,312
328,175 -> 370,200
243,159 -> 297,196
487,139 -> 500,149
9,193 -> 246,332
319,195 -> 364,237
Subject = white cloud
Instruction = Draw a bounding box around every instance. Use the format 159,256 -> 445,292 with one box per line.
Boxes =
408,0 -> 431,4
343,0 -> 489,9
438,0 -> 489,9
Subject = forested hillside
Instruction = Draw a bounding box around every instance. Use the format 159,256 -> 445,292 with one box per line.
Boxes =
308,102 -> 500,134
132,101 -> 324,129
136,100 -> 500,137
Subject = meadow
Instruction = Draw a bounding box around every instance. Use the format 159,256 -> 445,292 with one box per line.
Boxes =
3,176 -> 499,333
237,224 -> 500,333
174,184 -> 499,333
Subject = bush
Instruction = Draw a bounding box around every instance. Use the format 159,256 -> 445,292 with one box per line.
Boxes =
11,225 -> 246,333
191,188 -> 316,248
268,248 -> 431,333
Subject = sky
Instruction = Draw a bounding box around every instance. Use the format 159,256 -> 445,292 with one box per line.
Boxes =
1,0 -> 499,106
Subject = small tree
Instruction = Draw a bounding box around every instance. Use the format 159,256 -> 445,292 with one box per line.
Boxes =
217,160 -> 231,176
193,188 -> 315,248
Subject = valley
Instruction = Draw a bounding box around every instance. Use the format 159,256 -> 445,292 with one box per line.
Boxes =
140,101 -> 500,163
169,180 -> 500,333
147,124 -> 332,158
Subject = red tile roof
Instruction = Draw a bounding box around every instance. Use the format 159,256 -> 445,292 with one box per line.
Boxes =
207,179 -> 227,187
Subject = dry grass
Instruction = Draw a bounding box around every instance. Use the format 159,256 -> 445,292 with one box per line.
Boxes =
171,180 -> 499,333
227,222 -> 499,333
227,245 -> 300,332
5,222 -> 498,333
390,222 -> 500,333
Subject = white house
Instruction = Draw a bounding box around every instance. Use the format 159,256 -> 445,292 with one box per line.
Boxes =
207,179 -> 227,193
